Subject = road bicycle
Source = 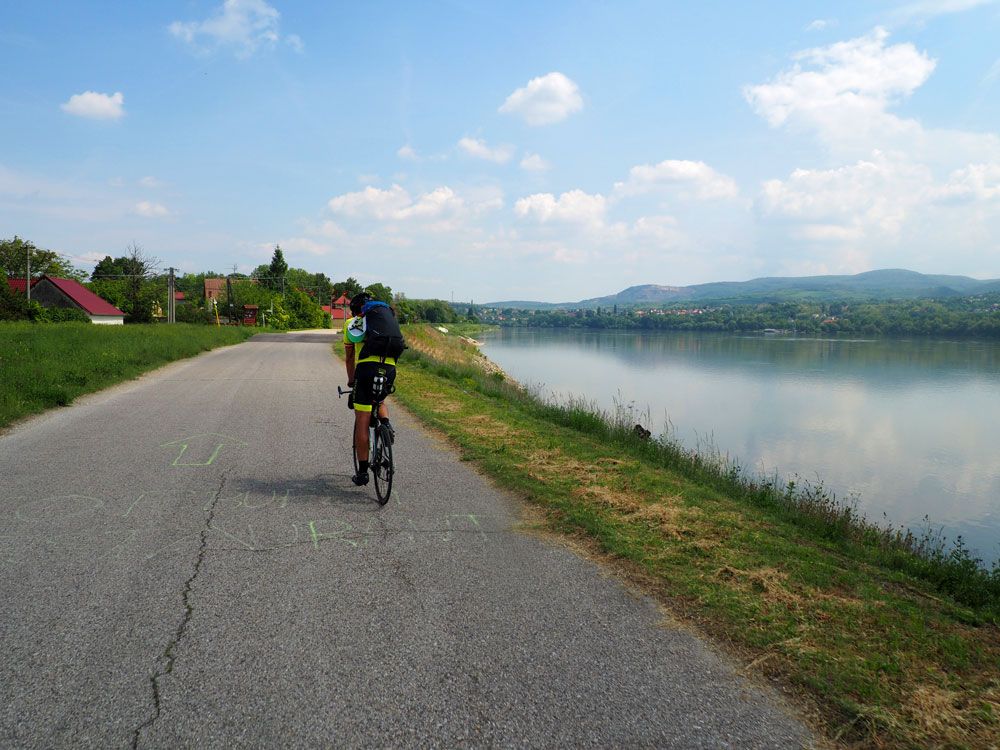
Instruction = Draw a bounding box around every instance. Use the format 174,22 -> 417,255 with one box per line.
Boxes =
338,381 -> 395,505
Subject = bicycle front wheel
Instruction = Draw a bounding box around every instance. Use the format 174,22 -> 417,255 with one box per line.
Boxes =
372,426 -> 393,505
351,430 -> 360,476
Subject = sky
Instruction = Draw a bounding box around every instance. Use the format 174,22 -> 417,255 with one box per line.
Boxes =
2,0 -> 1000,303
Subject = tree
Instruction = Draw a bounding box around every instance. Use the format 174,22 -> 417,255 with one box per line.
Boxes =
366,282 -> 393,304
250,264 -> 272,283
0,268 -> 30,320
1,236 -> 84,280
92,243 -> 160,323
266,245 -> 288,291
334,277 -> 363,299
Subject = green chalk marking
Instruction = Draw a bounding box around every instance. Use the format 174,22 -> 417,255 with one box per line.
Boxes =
159,433 -> 248,467
122,493 -> 147,518
307,519 -> 358,549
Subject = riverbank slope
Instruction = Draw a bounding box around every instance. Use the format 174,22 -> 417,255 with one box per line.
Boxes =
379,324 -> 999,749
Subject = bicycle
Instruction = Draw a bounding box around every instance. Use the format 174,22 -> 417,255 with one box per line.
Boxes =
338,381 -> 395,505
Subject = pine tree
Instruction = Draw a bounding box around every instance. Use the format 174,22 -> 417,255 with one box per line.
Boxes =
267,245 -> 288,291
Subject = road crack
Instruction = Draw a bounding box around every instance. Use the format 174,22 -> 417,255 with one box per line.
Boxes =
131,471 -> 229,749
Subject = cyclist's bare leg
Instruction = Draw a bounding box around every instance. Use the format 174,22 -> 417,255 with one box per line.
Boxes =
354,410 -> 371,463
377,402 -> 389,420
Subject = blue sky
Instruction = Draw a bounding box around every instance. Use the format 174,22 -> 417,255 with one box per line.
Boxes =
2,1 -> 1000,302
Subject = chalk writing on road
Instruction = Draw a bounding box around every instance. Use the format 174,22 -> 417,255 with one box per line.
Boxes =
4,489 -> 501,569
159,433 -> 249,467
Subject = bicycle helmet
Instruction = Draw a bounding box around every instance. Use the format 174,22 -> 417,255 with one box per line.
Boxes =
349,291 -> 372,316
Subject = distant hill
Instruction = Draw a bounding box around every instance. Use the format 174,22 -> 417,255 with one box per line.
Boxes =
485,269 -> 1000,309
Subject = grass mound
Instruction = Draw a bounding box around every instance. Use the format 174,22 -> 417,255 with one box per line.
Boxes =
0,323 -> 257,428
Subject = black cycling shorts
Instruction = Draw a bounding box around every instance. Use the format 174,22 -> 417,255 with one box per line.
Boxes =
353,361 -> 396,413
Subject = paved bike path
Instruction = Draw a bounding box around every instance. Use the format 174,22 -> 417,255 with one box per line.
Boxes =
0,331 -> 813,748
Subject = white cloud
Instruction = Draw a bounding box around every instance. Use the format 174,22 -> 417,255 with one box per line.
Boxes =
759,153 -> 931,236
519,153 -> 550,172
514,190 -> 606,225
396,187 -> 465,220
169,0 -> 296,57
275,237 -> 331,256
985,58 -> 1000,84
614,159 -> 739,199
745,27 -> 1000,167
458,137 -> 515,164
934,163 -> 1000,202
134,201 -> 170,218
326,184 -> 496,229
744,28 -> 935,149
61,91 -> 124,120
397,145 -> 418,161
631,215 -> 681,243
806,19 -> 835,31
890,0 -> 999,23
328,185 -> 412,220
138,176 -> 162,188
499,72 -> 583,126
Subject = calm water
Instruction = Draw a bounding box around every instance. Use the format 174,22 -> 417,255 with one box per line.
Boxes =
480,328 -> 1000,563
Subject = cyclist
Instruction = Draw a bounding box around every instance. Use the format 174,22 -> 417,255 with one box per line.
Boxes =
343,291 -> 398,486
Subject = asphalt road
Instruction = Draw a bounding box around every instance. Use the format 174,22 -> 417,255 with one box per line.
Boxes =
1,331 -> 814,748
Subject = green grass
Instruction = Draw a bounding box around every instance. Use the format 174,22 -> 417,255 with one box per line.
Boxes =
0,322 -> 258,427
355,324 -> 1000,749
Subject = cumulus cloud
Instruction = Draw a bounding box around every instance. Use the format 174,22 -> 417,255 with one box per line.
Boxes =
759,153 -> 932,236
396,187 -> 465,220
614,159 -> 739,199
61,91 -> 125,120
326,184 -> 499,229
514,190 -> 606,226
397,145 -> 418,161
934,163 -> 1000,203
519,153 -> 550,172
458,137 -> 515,164
631,215 -> 681,242
138,176 -> 162,188
169,0 -> 297,57
744,28 -> 935,149
499,72 -> 583,126
134,201 -> 169,218
328,185 -> 412,220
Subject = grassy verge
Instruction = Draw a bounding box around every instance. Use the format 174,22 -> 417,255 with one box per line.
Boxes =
0,322 -> 259,428
351,324 -> 1000,748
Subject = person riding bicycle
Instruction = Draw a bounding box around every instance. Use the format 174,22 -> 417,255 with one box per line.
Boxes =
343,291 -> 399,486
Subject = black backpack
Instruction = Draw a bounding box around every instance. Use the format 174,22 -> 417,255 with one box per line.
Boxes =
359,301 -> 406,361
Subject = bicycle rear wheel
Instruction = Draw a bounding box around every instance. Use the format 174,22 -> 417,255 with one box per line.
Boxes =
372,425 -> 393,505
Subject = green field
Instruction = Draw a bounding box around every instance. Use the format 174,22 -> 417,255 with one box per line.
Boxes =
0,323 -> 258,428
359,324 -> 1000,749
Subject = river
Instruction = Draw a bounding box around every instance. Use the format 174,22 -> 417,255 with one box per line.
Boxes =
479,328 -> 1000,564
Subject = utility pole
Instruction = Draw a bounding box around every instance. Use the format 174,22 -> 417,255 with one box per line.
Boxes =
26,246 -> 31,302
167,267 -> 176,323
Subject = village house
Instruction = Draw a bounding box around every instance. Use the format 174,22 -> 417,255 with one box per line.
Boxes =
7,276 -> 126,324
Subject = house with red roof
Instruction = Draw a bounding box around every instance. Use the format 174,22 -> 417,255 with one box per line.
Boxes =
7,275 -> 125,324
331,293 -> 351,321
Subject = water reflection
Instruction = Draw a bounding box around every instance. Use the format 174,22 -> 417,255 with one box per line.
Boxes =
482,329 -> 1000,563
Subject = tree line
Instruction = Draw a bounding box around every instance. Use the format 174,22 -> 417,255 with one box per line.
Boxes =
487,297 -> 1000,339
1,236 -> 472,328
